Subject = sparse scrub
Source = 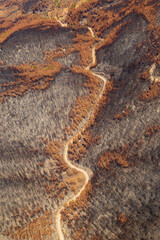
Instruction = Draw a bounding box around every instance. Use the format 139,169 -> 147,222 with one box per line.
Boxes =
98,146 -> 129,170
140,82 -> 160,101
53,0 -> 61,9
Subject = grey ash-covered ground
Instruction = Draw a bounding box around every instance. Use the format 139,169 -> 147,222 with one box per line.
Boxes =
0,25 -> 89,238
0,0 -> 160,239
61,5 -> 160,240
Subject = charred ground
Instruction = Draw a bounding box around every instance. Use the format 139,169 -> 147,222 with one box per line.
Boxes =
0,0 -> 160,240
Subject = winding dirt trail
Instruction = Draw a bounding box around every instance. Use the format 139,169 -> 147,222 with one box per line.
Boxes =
56,21 -> 110,240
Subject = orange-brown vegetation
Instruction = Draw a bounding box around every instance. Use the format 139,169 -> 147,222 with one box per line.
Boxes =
4,211 -> 54,240
66,168 -> 73,176
66,0 -> 98,30
33,147 -> 38,153
137,139 -> 142,147
140,82 -> 160,101
88,78 -> 113,128
93,236 -> 101,240
21,0 -> 48,14
72,30 -> 97,67
44,140 -> 68,171
65,171 -> 85,194
44,140 -> 85,196
61,180 -> 92,221
64,66 -> 102,136
67,0 -> 159,37
92,136 -> 100,145
118,213 -> 127,224
0,47 -> 65,102
0,14 -> 60,44
95,19 -> 132,51
61,181 -> 92,239
157,54 -> 160,67
1,1 -> 159,238
98,145 -> 130,170
114,107 -> 130,120
61,66 -> 113,235
45,172 -> 65,196
140,71 -> 150,80
0,0 -> 22,19
1,0 -> 48,16
64,65 -> 113,137
66,0 -> 160,70
16,206 -> 42,219
42,139 -> 69,196
1,0 -> 22,8
0,0 -> 47,11
0,60 -> 62,102
46,45 -> 74,60
43,0 -> 79,22
39,161 -> 44,166
114,113 -> 123,121
145,123 -> 160,136
67,0 -> 122,36
68,130 -> 92,163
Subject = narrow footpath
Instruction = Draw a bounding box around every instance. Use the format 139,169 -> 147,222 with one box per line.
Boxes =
56,21 -> 110,240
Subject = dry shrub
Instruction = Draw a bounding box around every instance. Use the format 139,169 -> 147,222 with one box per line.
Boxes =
21,0 -> 48,14
140,71 -> 150,80
66,168 -> 73,176
61,180 -> 92,218
87,79 -> 113,128
114,107 -> 130,120
61,180 -> 92,239
4,211 -> 54,240
95,19 -> 132,51
65,171 -> 85,194
145,123 -> 160,136
118,213 -> 127,224
44,140 -> 85,196
66,0 -> 160,70
72,28 -> 97,67
44,140 -> 68,170
140,82 -> 160,101
4,0 -> 22,7
68,130 -> 92,163
98,146 -> 129,170
67,0 -> 159,35
93,236 -> 101,240
92,136 -> 100,145
46,45 -> 74,60
0,51 -> 62,102
66,0 -> 99,30
65,66 -> 113,138
0,14 -> 60,43
64,66 -> 102,136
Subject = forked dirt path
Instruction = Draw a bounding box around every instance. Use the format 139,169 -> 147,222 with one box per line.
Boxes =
56,21 -> 110,240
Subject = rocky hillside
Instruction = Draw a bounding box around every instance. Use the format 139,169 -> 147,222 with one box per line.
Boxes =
0,0 -> 160,240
